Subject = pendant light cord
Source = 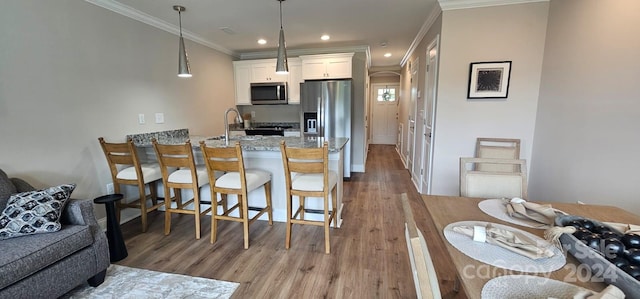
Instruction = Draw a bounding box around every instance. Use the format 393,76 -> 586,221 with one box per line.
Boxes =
178,10 -> 183,37
279,0 -> 284,30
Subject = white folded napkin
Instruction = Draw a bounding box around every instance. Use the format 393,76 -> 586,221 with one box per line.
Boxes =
504,198 -> 562,227
453,224 -> 555,260
602,222 -> 640,234
551,284 -> 626,299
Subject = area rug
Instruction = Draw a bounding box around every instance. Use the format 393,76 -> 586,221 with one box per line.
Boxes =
62,265 -> 239,299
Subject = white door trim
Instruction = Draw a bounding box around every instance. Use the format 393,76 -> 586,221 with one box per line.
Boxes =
421,35 -> 440,194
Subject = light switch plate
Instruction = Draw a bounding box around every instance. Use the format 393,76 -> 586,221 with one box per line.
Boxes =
138,114 -> 145,124
155,113 -> 164,124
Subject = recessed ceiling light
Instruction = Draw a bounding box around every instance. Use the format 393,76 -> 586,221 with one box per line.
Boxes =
258,39 -> 267,45
321,35 -> 330,41
384,53 -> 392,57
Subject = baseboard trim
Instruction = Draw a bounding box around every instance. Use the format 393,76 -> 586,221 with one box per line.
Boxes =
397,147 -> 407,168
351,164 -> 365,173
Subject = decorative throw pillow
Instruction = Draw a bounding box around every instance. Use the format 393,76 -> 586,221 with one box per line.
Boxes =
0,184 -> 76,240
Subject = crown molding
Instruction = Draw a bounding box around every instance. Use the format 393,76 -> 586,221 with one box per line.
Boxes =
438,0 -> 548,11
239,45 -> 370,61
400,3 -> 441,67
85,0 -> 236,57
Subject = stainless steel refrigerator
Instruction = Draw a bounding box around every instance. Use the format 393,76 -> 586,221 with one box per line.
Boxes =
300,79 -> 352,178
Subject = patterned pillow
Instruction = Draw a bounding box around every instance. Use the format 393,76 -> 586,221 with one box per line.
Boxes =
0,184 -> 76,240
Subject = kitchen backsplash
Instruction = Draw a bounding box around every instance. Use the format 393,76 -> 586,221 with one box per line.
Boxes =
238,105 -> 300,123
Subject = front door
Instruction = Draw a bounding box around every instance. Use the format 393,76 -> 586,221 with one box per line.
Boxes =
371,84 -> 399,144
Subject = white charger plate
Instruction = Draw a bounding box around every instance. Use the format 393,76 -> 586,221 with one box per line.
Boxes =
482,275 -> 584,299
444,221 -> 565,272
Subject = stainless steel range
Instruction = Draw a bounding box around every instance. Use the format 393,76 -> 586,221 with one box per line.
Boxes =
244,125 -> 293,136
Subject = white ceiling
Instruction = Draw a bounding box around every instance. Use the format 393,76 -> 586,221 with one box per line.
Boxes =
87,0 -> 440,68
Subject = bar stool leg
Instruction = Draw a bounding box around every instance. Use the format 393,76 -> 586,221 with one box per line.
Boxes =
241,194 -> 249,249
139,185 -> 148,233
211,191 -> 219,244
332,187 -> 338,227
193,186 -> 201,240
324,193 -> 331,254
285,192 -> 292,250
164,186 -> 172,236
265,182 -> 273,225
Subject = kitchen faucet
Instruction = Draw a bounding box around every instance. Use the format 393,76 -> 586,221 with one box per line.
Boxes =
224,107 -> 243,145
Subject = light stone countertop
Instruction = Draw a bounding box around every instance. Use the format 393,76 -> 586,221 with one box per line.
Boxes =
143,135 -> 349,153
195,135 -> 348,152
126,128 -> 347,153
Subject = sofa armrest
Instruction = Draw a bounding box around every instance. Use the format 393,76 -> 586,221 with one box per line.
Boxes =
61,199 -> 111,272
9,178 -> 35,193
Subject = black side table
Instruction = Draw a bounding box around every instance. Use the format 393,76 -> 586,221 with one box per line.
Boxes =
94,194 -> 128,262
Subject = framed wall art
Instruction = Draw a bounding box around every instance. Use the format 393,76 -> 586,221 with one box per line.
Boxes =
467,61 -> 512,99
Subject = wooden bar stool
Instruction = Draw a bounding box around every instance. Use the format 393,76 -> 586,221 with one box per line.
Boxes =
280,140 -> 337,254
98,137 -> 166,232
200,141 -> 273,249
152,139 -> 211,240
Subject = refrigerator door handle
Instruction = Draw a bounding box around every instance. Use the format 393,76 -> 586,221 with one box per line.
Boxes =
317,96 -> 323,137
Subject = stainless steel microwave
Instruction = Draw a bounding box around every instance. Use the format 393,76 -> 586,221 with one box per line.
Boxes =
250,82 -> 288,105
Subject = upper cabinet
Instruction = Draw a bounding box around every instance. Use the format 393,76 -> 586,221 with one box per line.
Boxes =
287,59 -> 302,104
233,58 -> 302,105
300,53 -> 354,80
251,60 -> 288,83
232,54 -> 353,105
233,62 -> 252,105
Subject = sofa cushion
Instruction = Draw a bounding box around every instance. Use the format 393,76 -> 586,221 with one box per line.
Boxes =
0,224 -> 93,289
0,169 -> 17,212
0,184 -> 75,240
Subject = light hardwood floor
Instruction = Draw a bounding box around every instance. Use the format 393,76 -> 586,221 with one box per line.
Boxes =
117,144 -> 466,298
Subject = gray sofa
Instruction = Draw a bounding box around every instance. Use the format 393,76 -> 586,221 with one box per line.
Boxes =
0,169 -> 110,298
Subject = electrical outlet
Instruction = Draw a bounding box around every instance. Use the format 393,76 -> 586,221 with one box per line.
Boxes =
138,114 -> 145,124
106,183 -> 114,194
251,111 -> 256,118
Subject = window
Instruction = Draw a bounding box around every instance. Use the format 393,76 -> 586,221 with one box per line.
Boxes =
377,87 -> 396,102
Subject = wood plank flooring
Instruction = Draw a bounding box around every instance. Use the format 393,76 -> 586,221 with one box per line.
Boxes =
117,144 -> 467,298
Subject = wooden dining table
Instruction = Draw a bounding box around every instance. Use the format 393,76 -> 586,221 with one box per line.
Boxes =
422,195 -> 640,299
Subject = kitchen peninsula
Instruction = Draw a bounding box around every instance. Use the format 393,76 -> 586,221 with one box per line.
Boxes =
127,129 -> 348,226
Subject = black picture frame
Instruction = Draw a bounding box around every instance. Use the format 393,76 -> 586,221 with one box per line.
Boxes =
467,61 -> 512,99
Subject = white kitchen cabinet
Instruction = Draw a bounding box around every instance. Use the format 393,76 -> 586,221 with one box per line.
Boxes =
300,53 -> 354,80
233,62 -> 251,105
287,58 -> 302,104
233,58 -> 303,105
251,60 -> 288,83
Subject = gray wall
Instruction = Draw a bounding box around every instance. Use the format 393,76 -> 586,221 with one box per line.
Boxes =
430,2 -> 549,195
0,1 -> 236,219
530,0 -> 640,214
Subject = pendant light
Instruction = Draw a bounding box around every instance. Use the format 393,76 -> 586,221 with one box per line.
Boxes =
275,0 -> 289,74
173,5 -> 192,78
